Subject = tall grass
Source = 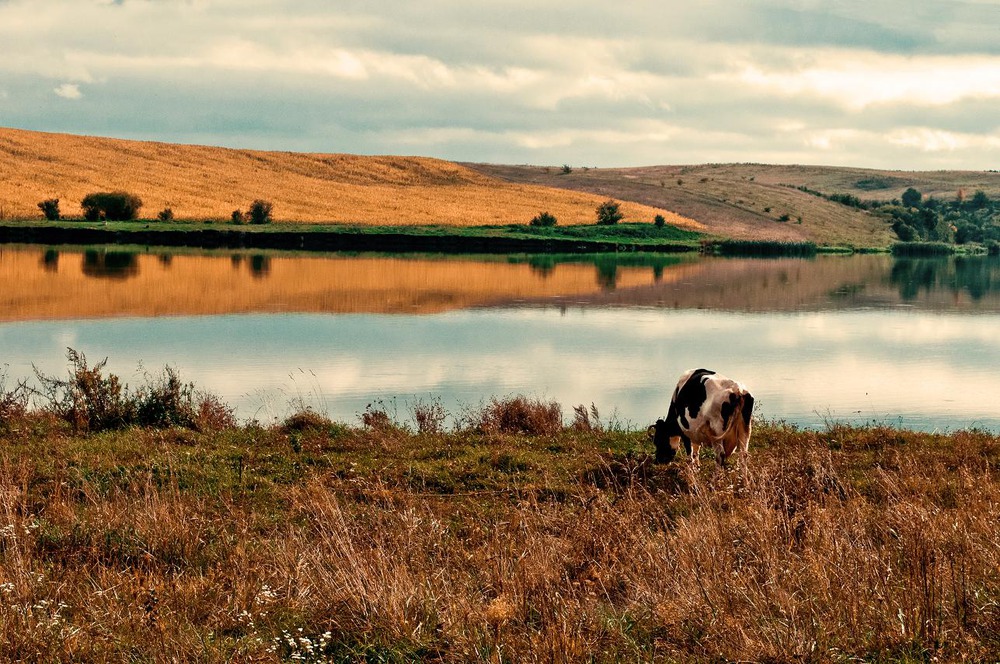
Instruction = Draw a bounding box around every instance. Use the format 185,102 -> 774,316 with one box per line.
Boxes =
892,241 -> 957,256
0,365 -> 998,660
710,239 -> 819,257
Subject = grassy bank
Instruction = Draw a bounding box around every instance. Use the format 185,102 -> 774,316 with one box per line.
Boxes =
0,220 -> 704,254
1,361 -> 999,661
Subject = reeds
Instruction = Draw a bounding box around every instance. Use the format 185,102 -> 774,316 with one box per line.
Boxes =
891,241 -> 957,256
711,239 -> 819,257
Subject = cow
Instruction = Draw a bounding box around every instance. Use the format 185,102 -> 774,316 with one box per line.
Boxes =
647,368 -> 754,467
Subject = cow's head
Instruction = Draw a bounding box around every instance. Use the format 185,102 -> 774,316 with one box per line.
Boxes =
647,418 -> 678,463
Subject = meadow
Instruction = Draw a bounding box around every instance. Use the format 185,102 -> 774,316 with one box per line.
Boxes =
1,359 -> 998,662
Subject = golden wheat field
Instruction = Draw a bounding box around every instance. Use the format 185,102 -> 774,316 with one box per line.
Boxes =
0,127 -> 699,229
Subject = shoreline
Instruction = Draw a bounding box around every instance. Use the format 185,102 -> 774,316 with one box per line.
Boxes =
0,221 -> 703,255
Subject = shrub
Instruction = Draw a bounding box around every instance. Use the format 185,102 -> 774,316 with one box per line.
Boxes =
248,199 -> 273,225
476,395 -> 562,436
361,401 -> 400,432
281,408 -> 334,434
901,187 -> 923,208
412,398 -> 447,434
136,366 -> 198,429
0,370 -> 29,426
157,207 -> 174,222
35,349 -> 136,432
81,191 -> 143,221
33,349 -> 230,433
194,393 -> 237,432
561,164 -> 572,174
530,211 -> 557,227
653,214 -> 666,228
231,209 -> 245,224
596,199 -> 623,225
37,198 -> 60,221
777,213 -> 791,222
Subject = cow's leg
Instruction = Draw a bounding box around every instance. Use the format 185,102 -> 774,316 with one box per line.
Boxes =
715,443 -> 727,468
689,442 -> 701,466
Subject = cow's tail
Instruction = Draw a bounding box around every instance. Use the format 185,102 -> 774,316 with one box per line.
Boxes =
709,391 -> 753,445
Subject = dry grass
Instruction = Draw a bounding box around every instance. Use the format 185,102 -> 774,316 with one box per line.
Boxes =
1,376 -> 999,662
469,163 -> 1000,248
0,127 -> 697,229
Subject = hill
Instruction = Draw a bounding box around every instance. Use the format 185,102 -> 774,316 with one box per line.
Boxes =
6,126 -> 1000,248
0,127 -> 695,231
470,162 -> 1000,247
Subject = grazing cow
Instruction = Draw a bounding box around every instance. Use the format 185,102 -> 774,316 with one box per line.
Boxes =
648,368 -> 754,467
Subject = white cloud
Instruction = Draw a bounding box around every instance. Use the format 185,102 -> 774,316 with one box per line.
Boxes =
886,127 -> 1000,152
53,82 -> 81,99
728,52 -> 1000,110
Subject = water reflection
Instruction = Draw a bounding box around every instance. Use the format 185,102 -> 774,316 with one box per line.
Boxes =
249,255 -> 271,279
41,249 -> 59,272
3,246 -> 1000,430
81,250 -> 139,280
5,247 -> 1000,321
891,256 -> 1000,302
4,309 -> 999,431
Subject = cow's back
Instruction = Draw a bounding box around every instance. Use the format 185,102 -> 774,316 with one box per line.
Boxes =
670,368 -> 753,460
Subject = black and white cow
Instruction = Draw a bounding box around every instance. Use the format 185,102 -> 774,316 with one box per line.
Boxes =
648,368 -> 754,467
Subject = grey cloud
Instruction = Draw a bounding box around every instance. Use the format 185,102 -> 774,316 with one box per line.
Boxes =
2,0 -> 1000,168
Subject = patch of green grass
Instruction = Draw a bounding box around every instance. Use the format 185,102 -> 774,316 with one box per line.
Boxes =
1,219 -> 704,252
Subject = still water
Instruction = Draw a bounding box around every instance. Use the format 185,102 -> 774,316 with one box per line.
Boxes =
2,245 -> 999,431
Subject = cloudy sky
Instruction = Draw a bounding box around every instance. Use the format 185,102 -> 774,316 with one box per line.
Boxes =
2,0 -> 1000,168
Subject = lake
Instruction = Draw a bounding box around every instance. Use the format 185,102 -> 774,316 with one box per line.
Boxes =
2,244 -> 999,431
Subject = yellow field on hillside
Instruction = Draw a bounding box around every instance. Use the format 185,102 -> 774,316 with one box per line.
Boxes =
0,127 -> 700,229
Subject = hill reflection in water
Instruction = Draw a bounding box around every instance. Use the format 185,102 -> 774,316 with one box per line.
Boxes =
4,247 -> 1000,320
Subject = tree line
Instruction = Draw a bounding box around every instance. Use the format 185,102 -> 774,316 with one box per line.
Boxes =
813,185 -> 1000,247
36,193 -> 274,224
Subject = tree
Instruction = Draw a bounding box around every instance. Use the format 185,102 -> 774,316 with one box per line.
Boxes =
81,192 -> 143,221
653,214 -> 666,228
248,199 -> 273,225
37,198 -> 60,221
901,187 -> 922,208
970,190 -> 990,210
596,199 -> 623,225
530,211 -> 557,227
231,209 -> 245,224
157,208 -> 174,222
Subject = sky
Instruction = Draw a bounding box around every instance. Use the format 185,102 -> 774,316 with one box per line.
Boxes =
2,0 -> 1000,169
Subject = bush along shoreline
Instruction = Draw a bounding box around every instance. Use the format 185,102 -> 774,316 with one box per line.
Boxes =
1,352 -> 999,660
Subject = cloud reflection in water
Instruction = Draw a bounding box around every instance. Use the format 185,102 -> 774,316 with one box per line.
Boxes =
3,307 -> 998,431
